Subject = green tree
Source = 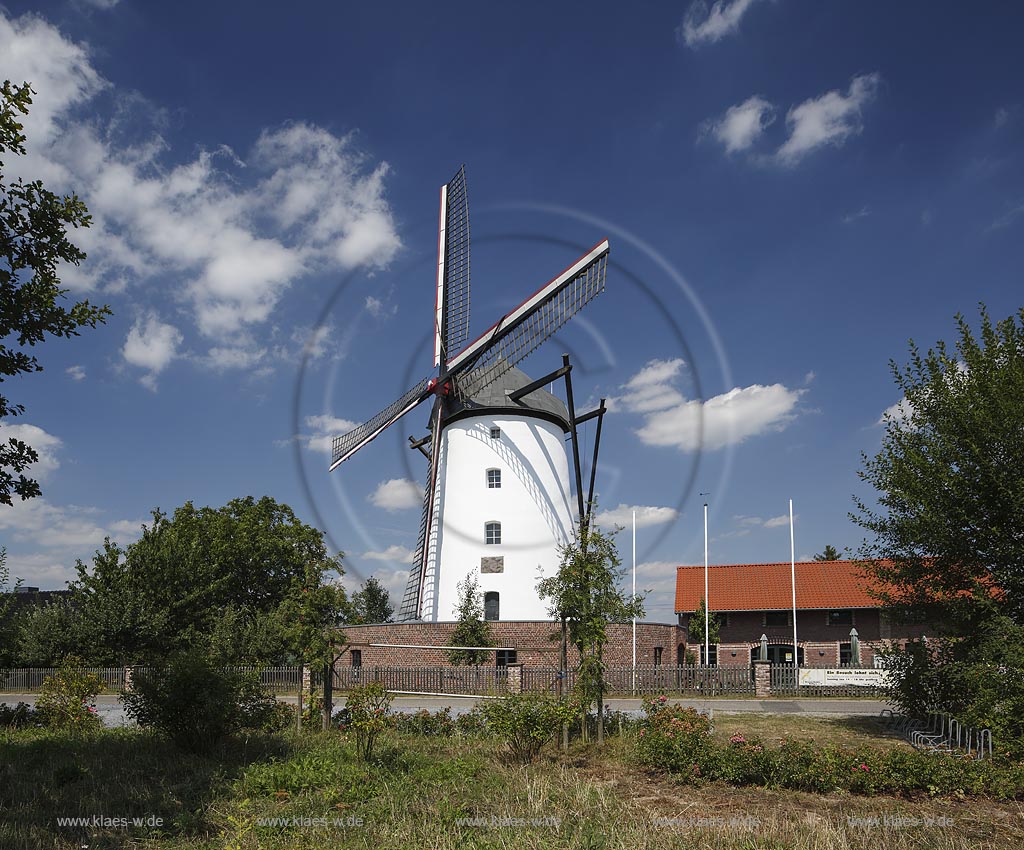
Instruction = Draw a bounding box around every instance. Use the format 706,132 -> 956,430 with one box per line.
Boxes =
853,304 -> 1024,630
687,598 -> 720,651
814,545 -> 842,561
853,305 -> 1024,746
0,547 -> 23,665
39,496 -> 347,665
350,576 -> 394,624
537,523 -> 644,744
447,572 -> 493,665
1,81 -> 111,505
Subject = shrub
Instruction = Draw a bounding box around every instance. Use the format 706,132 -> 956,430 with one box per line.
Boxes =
632,712 -> 1024,800
35,657 -> 104,733
387,708 -> 457,736
345,681 -> 393,761
480,691 -> 571,764
0,700 -> 43,728
633,696 -> 713,773
122,655 -> 280,753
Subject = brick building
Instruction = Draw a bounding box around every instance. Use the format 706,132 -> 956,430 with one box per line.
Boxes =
675,560 -> 930,667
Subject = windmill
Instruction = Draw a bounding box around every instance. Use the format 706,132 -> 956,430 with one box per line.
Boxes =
330,166 -> 609,622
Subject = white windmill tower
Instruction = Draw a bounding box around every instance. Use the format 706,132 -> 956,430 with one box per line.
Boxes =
330,167 -> 609,622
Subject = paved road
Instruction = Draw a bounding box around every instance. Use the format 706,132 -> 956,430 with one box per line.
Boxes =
2,693 -> 892,726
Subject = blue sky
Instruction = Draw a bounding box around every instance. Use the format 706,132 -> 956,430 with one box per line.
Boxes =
1,1 -> 1022,622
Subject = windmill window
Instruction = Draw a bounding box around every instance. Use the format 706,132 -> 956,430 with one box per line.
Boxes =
490,427 -> 501,439
486,468 -> 501,488
485,522 -> 501,545
484,591 -> 500,621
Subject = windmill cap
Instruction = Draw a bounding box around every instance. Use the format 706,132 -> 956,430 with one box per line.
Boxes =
445,365 -> 570,430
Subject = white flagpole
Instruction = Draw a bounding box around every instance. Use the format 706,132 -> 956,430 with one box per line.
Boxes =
704,501 -> 709,668
790,498 -> 798,669
632,509 -> 636,693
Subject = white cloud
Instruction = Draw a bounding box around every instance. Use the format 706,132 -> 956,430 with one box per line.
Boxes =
121,312 -> 183,389
66,364 -> 86,381
878,397 -> 913,426
0,12 -> 400,372
777,73 -> 882,165
613,360 -> 804,451
708,95 -> 775,154
0,499 -> 102,548
679,0 -> 760,47
0,422 -> 63,478
613,358 -> 687,413
0,502 -> 143,587
369,478 -> 423,511
365,296 -> 385,317
594,504 -> 679,530
361,545 -> 415,563
989,202 -> 1024,231
842,206 -> 870,224
287,413 -> 359,455
762,513 -> 792,528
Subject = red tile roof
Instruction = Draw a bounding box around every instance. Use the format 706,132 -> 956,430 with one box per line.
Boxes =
674,560 -> 882,613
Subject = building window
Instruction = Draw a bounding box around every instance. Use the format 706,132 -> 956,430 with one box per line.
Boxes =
486,468 -> 501,488
839,642 -> 853,666
764,611 -> 791,628
827,610 -> 854,627
496,649 -> 517,667
700,644 -> 718,666
485,521 -> 501,545
484,591 -> 500,621
653,647 -> 663,666
350,649 -> 362,668
490,427 -> 501,439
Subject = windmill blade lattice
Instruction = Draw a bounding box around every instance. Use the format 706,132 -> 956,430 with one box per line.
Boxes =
441,166 -> 471,362
451,244 -> 608,401
329,376 -> 433,470
399,402 -> 443,620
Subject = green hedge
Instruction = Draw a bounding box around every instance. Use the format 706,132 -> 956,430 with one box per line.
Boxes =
633,697 -> 1024,800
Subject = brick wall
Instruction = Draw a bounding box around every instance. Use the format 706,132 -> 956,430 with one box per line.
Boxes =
679,607 -> 934,668
336,621 -> 684,669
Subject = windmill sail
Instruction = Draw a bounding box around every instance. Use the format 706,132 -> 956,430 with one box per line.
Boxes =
398,403 -> 443,620
329,376 -> 433,471
449,239 -> 608,400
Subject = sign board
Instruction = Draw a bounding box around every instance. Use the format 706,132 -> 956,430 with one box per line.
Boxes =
798,668 -> 891,687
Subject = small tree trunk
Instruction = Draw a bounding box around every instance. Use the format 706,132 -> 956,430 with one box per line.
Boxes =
322,660 -> 333,732
560,617 -> 568,752
597,645 -> 605,746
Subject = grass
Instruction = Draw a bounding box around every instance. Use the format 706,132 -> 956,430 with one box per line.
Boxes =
1,716 -> 1021,849
709,712 -> 911,750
